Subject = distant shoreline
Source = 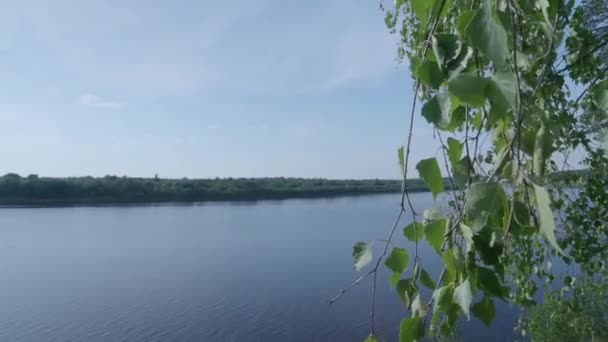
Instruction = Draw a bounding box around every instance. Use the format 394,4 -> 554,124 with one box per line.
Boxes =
0,190 -> 414,208
0,174 -> 443,207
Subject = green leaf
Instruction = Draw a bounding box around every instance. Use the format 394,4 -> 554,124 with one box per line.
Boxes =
473,229 -> 504,268
411,0 -> 434,24
385,247 -> 410,274
464,182 -> 507,229
421,92 -> 453,130
448,74 -> 488,107
533,123 -> 552,176
516,51 -> 531,71
420,268 -> 437,289
446,138 -> 463,166
415,60 -> 446,89
353,242 -> 372,271
398,146 -> 405,176
471,297 -> 495,327
472,111 -> 483,129
425,219 -> 448,254
486,71 -> 518,124
424,207 -> 446,221
364,334 -> 378,342
477,266 -> 508,298
453,157 -> 472,188
416,158 -> 444,198
534,184 -> 564,254
592,80 -> 608,112
430,0 -> 451,23
466,0 -> 508,67
457,10 -> 476,37
395,0 -> 406,10
447,106 -> 466,132
404,222 -> 425,242
410,294 -> 427,318
397,278 -> 418,307
432,34 -> 462,68
537,0 -> 554,37
399,316 -> 425,342
435,284 -> 456,313
446,45 -> 473,78
601,129 -> 608,153
384,11 -> 396,29
460,223 -> 474,245
453,278 -> 473,319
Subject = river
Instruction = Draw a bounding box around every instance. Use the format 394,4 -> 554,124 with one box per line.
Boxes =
0,193 -> 520,341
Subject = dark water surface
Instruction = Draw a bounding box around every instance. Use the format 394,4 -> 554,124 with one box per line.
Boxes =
0,193 -> 520,341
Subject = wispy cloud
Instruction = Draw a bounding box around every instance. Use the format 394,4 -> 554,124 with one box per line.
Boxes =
79,94 -> 124,108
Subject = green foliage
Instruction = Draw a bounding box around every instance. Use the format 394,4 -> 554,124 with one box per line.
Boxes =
425,219 -> 448,254
399,316 -> 425,342
386,248 -> 410,286
448,74 -> 488,107
465,0 -> 508,67
534,184 -> 563,254
416,158 -> 444,198
364,334 -> 378,342
353,242 -> 372,272
522,280 -> 608,341
453,278 -> 472,319
471,297 -> 495,327
349,0 -> 608,339
421,92 -> 454,130
0,174 -> 444,205
404,222 -> 424,242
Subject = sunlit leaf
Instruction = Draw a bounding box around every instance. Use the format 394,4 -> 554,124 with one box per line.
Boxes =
533,123 -> 553,176
453,278 -> 472,319
592,80 -> 608,112
460,223 -> 474,245
353,242 -> 372,271
416,158 -> 444,198
411,294 -> 428,318
424,207 -> 446,221
534,184 -> 564,254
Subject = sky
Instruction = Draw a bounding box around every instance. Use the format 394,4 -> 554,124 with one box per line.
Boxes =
0,0 -> 440,179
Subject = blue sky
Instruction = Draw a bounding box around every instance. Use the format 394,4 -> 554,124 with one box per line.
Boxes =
0,0 -> 438,179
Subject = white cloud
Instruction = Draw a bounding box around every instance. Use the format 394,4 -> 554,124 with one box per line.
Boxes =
79,94 -> 124,109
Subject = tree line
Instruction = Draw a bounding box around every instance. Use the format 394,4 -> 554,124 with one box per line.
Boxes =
0,173 -> 441,205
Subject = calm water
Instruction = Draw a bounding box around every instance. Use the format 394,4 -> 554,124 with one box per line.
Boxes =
0,193 -> 520,341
